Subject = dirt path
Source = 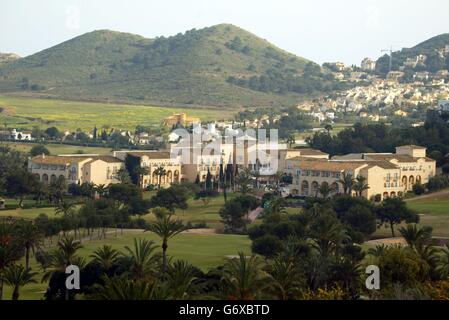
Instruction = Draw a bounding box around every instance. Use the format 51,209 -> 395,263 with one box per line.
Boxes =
248,207 -> 263,222
405,189 -> 449,202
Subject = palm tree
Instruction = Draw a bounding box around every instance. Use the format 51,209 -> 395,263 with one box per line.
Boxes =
115,168 -> 131,184
90,245 -> 120,270
368,244 -> 389,258
0,219 -> 21,300
15,220 -> 42,269
2,265 -> 37,300
338,173 -> 355,195
267,255 -> 302,300
55,201 -> 76,218
166,260 -> 197,299
123,239 -> 161,280
133,167 -> 150,188
221,252 -> 271,300
436,245 -> 449,279
398,224 -> 432,250
318,183 -> 332,199
146,211 -> 185,273
94,184 -> 109,198
42,236 -> 85,300
310,216 -> 349,258
93,276 -> 163,300
154,166 -> 167,189
353,175 -> 370,197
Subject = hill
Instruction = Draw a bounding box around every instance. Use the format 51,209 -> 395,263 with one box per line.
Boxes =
0,24 -> 336,107
376,33 -> 449,75
0,53 -> 20,66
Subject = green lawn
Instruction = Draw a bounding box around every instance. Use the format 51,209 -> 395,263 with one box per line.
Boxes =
1,141 -> 113,155
140,194 -> 232,229
0,95 -> 230,131
373,192 -> 449,238
0,207 -> 58,219
2,230 -> 251,300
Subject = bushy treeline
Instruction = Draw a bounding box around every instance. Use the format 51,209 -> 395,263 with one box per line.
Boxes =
307,121 -> 449,165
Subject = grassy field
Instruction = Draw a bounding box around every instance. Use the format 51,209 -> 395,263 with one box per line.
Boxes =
2,230 -> 251,300
373,191 -> 449,238
140,194 -> 231,229
1,141 -> 113,155
0,95 -> 231,131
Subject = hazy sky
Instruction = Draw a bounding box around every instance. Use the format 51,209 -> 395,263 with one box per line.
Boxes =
1,0 -> 449,65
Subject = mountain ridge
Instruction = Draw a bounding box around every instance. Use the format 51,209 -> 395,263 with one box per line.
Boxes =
0,24 -> 328,107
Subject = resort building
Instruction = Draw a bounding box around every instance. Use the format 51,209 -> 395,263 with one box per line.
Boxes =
28,154 -> 124,186
113,151 -> 182,188
164,113 -> 201,127
286,145 -> 436,201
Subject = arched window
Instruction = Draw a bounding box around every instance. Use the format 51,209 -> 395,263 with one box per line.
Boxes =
174,170 -> 180,183
402,176 -> 408,190
42,174 -> 49,183
331,182 -> 339,194
409,176 -> 415,187
383,192 -> 389,200
50,174 -> 57,183
301,181 -> 309,196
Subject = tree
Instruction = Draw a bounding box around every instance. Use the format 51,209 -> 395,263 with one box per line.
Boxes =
267,255 -> 303,300
93,276 -> 162,300
324,124 -> 333,135
30,145 -> 50,157
154,166 -> 167,189
146,208 -> 185,273
338,173 -> 355,195
114,168 -> 131,184
123,239 -> 160,280
166,260 -> 197,299
412,182 -> 425,196
376,198 -> 420,237
14,220 -> 42,269
353,175 -> 369,197
150,185 -> 190,213
4,169 -> 36,207
318,183 -> 332,199
0,219 -> 22,300
398,224 -> 433,250
436,245 -> 449,279
134,166 -> 150,187
55,201 -> 76,218
2,265 -> 37,300
286,134 -> 296,148
221,252 -> 271,300
44,127 -> 60,139
90,245 -> 120,270
94,184 -> 109,198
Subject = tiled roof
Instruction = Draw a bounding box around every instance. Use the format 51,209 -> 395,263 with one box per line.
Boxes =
365,154 -> 434,163
31,155 -> 122,165
297,148 -> 329,156
294,159 -> 366,171
128,151 -> 172,159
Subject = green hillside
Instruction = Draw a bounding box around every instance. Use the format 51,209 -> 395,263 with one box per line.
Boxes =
376,33 -> 449,75
0,24 -> 332,107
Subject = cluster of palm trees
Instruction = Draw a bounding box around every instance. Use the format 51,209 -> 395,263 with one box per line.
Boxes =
0,218 -> 42,300
315,173 -> 370,199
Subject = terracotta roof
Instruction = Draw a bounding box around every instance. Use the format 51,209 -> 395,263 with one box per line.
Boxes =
127,151 -> 172,159
365,154 -> 434,163
31,155 -> 122,165
294,159 -> 366,171
297,148 -> 329,156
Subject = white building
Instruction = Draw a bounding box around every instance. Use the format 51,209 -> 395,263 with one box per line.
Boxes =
10,129 -> 32,141
361,58 -> 376,71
